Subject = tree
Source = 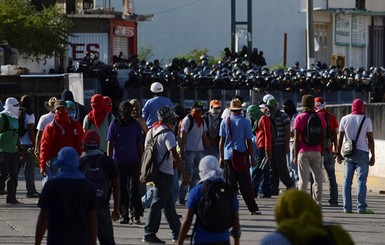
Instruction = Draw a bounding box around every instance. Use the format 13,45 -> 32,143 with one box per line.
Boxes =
0,0 -> 72,62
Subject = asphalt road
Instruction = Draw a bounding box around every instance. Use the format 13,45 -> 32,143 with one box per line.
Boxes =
0,170 -> 384,245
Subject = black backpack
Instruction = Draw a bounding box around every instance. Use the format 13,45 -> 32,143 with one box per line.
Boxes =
83,154 -> 110,201
18,109 -> 28,137
196,181 -> 235,233
140,128 -> 172,183
302,112 -> 322,146
0,114 -> 9,133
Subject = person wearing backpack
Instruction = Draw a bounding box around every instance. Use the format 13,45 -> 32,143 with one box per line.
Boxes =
178,101 -> 212,205
83,94 -> 115,153
202,100 -> 222,159
80,130 -> 120,245
18,95 -> 40,198
107,101 -> 143,225
178,155 -> 240,245
293,95 -> 326,206
141,105 -> 189,244
0,97 -> 21,204
39,100 -> 84,181
314,97 -> 340,207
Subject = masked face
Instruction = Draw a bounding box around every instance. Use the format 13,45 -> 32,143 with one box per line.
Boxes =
68,110 -> 76,119
210,107 -> 221,116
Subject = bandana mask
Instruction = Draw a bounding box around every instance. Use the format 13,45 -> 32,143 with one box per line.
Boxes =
210,108 -> 221,117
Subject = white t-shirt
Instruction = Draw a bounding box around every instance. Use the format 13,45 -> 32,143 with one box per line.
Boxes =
36,112 -> 55,132
339,114 -> 373,152
145,125 -> 176,175
20,113 -> 35,145
180,115 -> 207,152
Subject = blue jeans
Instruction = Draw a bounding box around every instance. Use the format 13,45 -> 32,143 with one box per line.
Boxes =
144,171 -> 180,240
20,145 -> 37,195
178,150 -> 204,201
343,149 -> 369,212
251,147 -> 271,197
286,141 -> 298,187
324,151 -> 338,204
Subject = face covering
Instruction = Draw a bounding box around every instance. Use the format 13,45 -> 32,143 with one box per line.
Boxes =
210,108 -> 221,117
68,110 -> 76,119
1,97 -> 20,119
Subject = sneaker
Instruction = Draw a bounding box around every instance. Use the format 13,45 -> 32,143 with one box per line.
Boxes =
250,210 -> 262,215
172,235 -> 190,243
131,217 -> 141,224
0,190 -> 7,195
6,200 -> 23,205
120,218 -> 129,224
358,209 -> 374,214
27,192 -> 40,198
142,235 -> 165,244
343,209 -> 353,213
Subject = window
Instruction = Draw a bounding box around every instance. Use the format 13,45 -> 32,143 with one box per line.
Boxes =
356,0 -> 365,10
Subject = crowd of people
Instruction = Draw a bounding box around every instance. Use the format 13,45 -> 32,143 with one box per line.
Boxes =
66,47 -> 385,106
0,78 -> 376,244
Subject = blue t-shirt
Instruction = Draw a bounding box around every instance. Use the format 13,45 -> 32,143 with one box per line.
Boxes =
142,96 -> 173,128
187,179 -> 239,244
38,178 -> 97,245
219,115 -> 253,160
107,120 -> 143,164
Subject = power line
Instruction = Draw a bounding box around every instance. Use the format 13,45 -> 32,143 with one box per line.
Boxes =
152,0 -> 204,15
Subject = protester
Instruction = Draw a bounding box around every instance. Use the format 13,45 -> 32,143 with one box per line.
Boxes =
250,102 -> 272,198
282,99 -> 299,187
260,189 -> 353,245
130,98 -> 148,136
337,99 -> 375,214
178,101 -> 212,205
141,105 -> 189,244
34,97 -> 56,158
142,82 -> 173,128
178,155 -> 240,245
202,99 -> 222,158
0,97 -> 21,203
39,100 -> 84,180
266,98 -> 294,195
314,97 -> 340,207
293,95 -> 326,206
80,130 -> 120,245
219,98 -> 261,215
18,95 -> 40,198
107,101 -> 143,224
83,94 -> 115,152
35,147 -> 97,245
61,90 -> 89,124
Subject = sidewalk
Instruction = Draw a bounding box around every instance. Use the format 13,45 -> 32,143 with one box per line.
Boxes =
0,170 -> 384,245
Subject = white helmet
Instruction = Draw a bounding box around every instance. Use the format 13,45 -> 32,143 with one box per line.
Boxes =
150,82 -> 164,93
263,94 -> 275,103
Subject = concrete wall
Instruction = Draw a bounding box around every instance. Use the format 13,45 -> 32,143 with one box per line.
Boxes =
328,103 -> 385,178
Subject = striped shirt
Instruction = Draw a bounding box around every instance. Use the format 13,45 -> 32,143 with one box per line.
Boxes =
272,111 -> 290,145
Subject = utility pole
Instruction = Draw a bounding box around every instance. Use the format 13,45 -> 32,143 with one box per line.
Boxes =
306,0 -> 315,68
231,0 -> 252,54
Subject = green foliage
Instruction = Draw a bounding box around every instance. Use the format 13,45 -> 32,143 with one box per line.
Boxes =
0,0 -> 72,62
269,63 -> 288,71
177,48 -> 216,66
138,45 -> 154,62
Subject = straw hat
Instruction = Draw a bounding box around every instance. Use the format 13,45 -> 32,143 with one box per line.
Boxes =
44,97 -> 57,112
